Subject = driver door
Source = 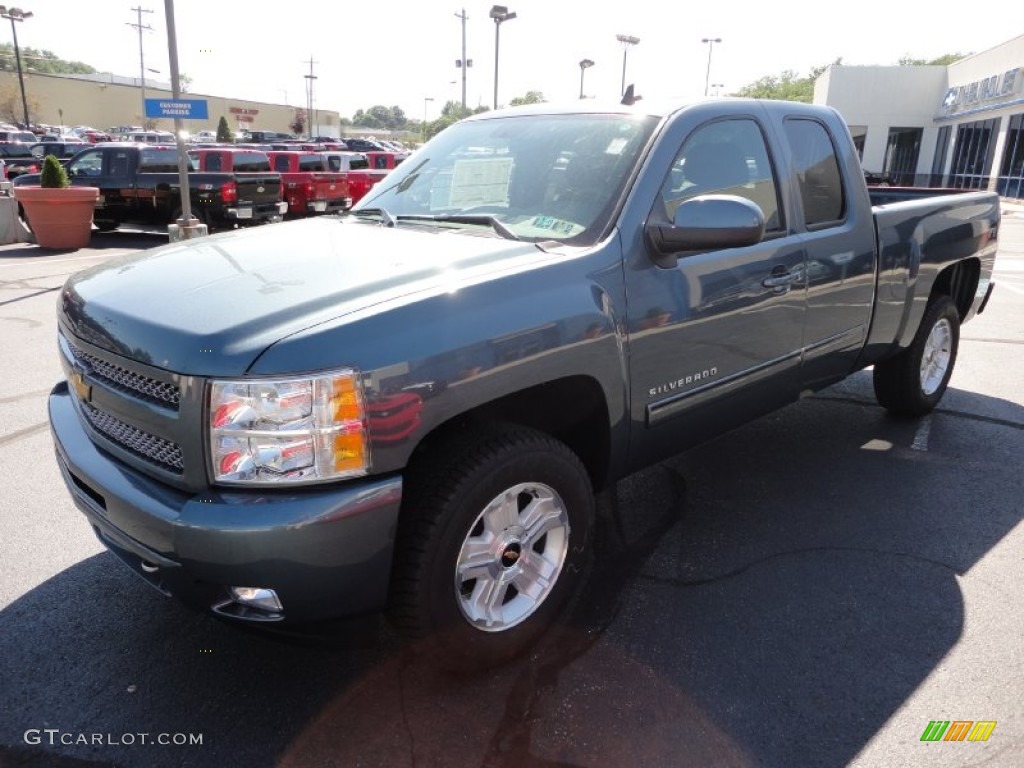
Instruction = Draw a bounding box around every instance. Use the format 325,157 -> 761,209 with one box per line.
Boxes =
66,148 -> 133,223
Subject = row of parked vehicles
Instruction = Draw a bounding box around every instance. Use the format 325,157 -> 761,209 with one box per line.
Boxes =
9,141 -> 407,233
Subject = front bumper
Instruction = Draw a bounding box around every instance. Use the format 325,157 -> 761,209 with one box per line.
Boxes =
49,382 -> 402,623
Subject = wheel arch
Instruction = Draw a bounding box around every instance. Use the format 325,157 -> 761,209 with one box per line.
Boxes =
403,375 -> 613,492
931,257 -> 980,321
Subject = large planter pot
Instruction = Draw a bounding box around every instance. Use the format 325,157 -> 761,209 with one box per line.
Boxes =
13,186 -> 100,250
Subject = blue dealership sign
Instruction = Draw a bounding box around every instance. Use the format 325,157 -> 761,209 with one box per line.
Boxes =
144,98 -> 209,120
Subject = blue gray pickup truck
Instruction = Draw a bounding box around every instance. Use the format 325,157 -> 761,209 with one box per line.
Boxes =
49,99 -> 999,669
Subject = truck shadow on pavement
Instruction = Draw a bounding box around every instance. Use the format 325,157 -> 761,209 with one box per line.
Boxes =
1,375 -> 1022,767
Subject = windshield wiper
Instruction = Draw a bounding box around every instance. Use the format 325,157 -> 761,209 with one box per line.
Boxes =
395,214 -> 520,241
351,207 -> 397,227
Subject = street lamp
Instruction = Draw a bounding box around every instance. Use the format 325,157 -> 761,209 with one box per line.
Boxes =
423,96 -> 434,142
489,5 -> 516,109
578,58 -> 594,99
616,34 -> 639,97
702,37 -> 722,97
304,70 -> 317,139
712,82 -> 724,97
0,5 -> 32,128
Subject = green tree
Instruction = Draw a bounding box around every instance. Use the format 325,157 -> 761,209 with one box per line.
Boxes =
898,53 -> 969,66
734,61 -> 838,103
216,115 -> 233,143
509,91 -> 545,106
0,44 -> 95,75
290,108 -> 306,135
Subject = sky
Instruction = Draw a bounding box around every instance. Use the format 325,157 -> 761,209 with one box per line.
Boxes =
13,0 -> 1023,125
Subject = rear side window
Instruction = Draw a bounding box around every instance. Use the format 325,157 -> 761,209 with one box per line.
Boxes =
272,155 -> 290,172
783,119 -> 845,228
232,153 -> 271,173
299,154 -> 324,172
348,155 -> 369,171
139,149 -> 196,172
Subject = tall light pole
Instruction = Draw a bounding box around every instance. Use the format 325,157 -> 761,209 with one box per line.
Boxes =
616,34 -> 639,98
489,5 -> 516,110
578,58 -> 594,99
0,6 -> 32,128
702,37 -> 721,97
454,9 -> 470,117
304,56 -> 318,140
127,6 -> 154,124
423,96 -> 434,142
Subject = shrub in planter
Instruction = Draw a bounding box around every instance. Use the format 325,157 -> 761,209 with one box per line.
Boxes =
14,154 -> 100,249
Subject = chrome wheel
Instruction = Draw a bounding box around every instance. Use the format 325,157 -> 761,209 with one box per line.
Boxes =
454,481 -> 570,632
920,318 -> 953,395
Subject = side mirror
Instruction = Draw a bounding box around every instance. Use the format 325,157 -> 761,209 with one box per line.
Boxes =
646,195 -> 765,267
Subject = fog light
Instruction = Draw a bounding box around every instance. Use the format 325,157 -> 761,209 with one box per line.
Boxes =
229,586 -> 283,614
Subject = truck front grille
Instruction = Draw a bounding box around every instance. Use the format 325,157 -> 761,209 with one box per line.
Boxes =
80,401 -> 185,473
67,340 -> 180,410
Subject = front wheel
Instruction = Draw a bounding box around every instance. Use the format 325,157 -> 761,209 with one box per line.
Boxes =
873,295 -> 960,416
389,425 -> 594,671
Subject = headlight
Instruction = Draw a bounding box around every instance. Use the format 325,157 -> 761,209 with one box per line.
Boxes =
208,370 -> 369,485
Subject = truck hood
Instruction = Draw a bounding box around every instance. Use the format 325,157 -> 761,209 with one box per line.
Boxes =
60,217 -> 555,376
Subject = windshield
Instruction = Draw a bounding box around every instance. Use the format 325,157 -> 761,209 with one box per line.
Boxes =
355,112 -> 657,246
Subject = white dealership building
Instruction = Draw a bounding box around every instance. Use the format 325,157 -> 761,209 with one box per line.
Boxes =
814,33 -> 1024,199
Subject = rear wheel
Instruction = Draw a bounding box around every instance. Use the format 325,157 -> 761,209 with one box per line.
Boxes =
389,425 -> 594,671
873,295 -> 960,416
94,220 -> 119,232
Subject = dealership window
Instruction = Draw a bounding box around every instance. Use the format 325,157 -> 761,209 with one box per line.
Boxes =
997,113 -> 1024,200
930,126 -> 951,187
883,127 -> 922,186
948,118 -> 1000,190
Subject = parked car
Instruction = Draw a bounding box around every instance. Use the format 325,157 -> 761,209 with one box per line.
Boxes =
364,150 -> 407,170
13,143 -> 286,231
188,147 -> 275,174
30,142 -> 87,163
0,143 -> 40,179
45,98 -> 1000,671
266,150 -> 351,216
320,151 -> 389,205
0,129 -> 37,143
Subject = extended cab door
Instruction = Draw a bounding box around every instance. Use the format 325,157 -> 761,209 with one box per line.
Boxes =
627,114 -> 807,466
778,116 -> 877,390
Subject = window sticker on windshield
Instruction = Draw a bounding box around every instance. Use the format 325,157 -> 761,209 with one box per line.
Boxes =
605,137 -> 629,155
449,157 -> 513,207
527,216 -> 582,236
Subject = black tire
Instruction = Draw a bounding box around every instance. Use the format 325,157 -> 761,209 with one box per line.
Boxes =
94,220 -> 119,232
873,295 -> 960,416
389,425 -> 594,671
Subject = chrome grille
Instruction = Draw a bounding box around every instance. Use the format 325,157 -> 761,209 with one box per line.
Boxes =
80,401 -> 184,473
67,340 -> 180,409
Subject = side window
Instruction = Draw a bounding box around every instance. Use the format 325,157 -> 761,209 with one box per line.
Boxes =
661,118 -> 783,231
272,155 -> 290,172
206,153 -> 222,172
783,119 -> 845,228
67,150 -> 104,177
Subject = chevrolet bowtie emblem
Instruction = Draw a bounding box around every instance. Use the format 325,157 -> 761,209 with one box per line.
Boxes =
70,371 -> 92,403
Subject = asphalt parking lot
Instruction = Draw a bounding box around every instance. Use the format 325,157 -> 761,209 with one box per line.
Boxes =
0,210 -> 1022,768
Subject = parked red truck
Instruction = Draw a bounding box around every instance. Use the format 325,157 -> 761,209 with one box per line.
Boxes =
266,151 -> 351,217
321,151 -> 389,206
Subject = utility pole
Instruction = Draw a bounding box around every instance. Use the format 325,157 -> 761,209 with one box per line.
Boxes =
304,56 -> 318,140
127,6 -> 154,125
454,9 -> 469,117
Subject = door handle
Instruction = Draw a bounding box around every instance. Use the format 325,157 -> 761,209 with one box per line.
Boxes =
762,265 -> 804,294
